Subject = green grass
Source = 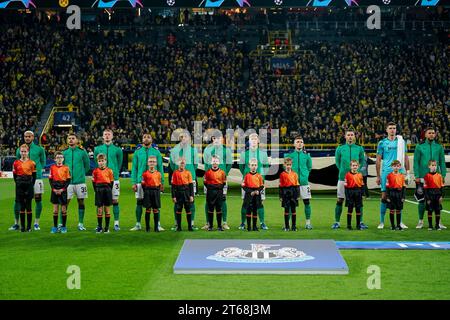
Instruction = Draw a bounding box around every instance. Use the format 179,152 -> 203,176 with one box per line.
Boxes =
0,178 -> 449,300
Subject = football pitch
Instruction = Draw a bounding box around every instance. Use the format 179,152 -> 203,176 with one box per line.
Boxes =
0,178 -> 449,300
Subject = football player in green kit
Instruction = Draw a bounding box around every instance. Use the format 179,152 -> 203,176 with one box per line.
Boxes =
284,136 -> 313,229
94,129 -> 123,231
169,133 -> 199,230
238,133 -> 270,230
332,129 -> 366,229
130,133 -> 164,231
63,133 -> 90,231
202,135 -> 233,230
10,131 -> 46,231
414,127 -> 447,229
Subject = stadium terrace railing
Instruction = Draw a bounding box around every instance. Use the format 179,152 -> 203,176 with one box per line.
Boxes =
45,20 -> 450,32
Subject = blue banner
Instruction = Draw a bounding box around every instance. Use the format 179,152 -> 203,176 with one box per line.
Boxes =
270,57 -> 295,71
53,112 -> 76,126
336,241 -> 450,250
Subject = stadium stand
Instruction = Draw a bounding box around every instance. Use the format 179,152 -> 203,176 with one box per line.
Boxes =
0,8 -> 449,156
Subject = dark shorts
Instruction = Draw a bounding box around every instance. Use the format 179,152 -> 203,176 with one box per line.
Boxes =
143,188 -> 161,209
388,189 -> 404,210
173,186 -> 193,213
206,188 -> 224,210
15,179 -> 34,203
345,188 -> 363,210
425,189 -> 443,212
243,190 -> 263,211
280,187 -> 299,209
95,185 -> 112,207
174,188 -> 192,205
51,189 -> 68,205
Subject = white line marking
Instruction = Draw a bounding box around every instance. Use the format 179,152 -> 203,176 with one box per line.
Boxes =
370,190 -> 450,214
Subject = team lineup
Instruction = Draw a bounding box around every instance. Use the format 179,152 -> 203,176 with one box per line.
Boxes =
8,122 -> 447,234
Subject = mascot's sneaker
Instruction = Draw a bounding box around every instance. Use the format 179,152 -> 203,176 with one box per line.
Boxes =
439,223 -> 447,229
400,222 -> 408,229
331,222 -> 340,229
9,224 -> 20,231
130,224 -> 142,231
377,223 -> 384,229
416,221 -> 424,229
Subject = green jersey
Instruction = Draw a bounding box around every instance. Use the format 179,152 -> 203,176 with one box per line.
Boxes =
203,144 -> 233,175
16,142 -> 46,179
335,143 -> 365,181
239,147 -> 270,178
63,146 -> 90,184
131,145 -> 164,185
414,140 -> 446,179
94,143 -> 123,180
169,144 -> 199,179
285,149 -> 312,186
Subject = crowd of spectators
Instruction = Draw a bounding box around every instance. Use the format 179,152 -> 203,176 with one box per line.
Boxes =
0,9 -> 449,157
249,40 -> 449,145
0,23 -> 58,156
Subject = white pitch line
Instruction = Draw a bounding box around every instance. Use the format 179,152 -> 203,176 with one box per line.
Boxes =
159,193 -> 389,201
370,190 -> 450,214
159,189 -> 450,212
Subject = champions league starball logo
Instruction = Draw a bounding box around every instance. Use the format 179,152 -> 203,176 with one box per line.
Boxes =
207,244 -> 315,263
0,0 -> 35,8
91,0 -> 143,8
199,0 -> 251,8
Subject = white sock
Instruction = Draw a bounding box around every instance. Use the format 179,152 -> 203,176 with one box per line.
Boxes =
306,219 -> 311,225
114,221 -> 119,226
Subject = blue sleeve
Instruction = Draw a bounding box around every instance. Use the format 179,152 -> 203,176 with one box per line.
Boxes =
376,141 -> 383,157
